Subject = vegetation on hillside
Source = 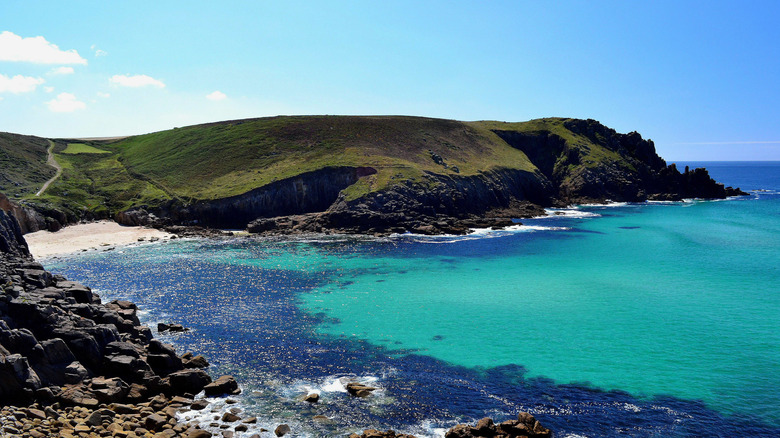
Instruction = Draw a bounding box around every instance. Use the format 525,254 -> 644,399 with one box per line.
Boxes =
0,133 -> 54,198
2,116 -> 688,223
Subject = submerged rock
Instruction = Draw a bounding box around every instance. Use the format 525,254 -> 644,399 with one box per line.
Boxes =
346,382 -> 377,398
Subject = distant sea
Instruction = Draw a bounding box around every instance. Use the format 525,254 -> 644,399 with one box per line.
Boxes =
45,161 -> 780,437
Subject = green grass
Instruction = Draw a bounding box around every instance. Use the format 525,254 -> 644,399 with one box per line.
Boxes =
5,115 -> 654,218
474,118 -> 637,174
0,132 -> 54,198
107,115 -> 538,201
61,143 -> 111,154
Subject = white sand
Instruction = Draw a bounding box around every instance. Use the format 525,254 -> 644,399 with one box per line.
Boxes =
25,221 -> 174,259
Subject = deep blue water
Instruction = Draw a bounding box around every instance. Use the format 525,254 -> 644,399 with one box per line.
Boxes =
44,162 -> 780,437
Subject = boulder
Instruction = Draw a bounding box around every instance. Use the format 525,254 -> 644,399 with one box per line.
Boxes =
443,412 -> 551,438
183,354 -> 209,369
221,412 -> 241,422
346,382 -> 377,398
158,322 -> 189,333
59,384 -> 99,407
274,424 -> 291,437
203,375 -> 240,396
165,369 -> 212,395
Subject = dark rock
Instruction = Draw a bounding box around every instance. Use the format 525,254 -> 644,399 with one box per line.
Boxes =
59,384 -> 99,407
145,412 -> 168,431
191,399 -> 209,410
203,375 -> 240,396
165,369 -> 212,395
274,424 -> 291,437
183,354 -> 209,369
443,412 -> 551,438
221,412 -> 241,422
346,382 -> 377,398
158,322 -> 189,333
303,392 -> 319,403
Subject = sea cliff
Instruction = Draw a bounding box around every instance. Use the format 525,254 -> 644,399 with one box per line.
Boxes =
1,116 -> 745,236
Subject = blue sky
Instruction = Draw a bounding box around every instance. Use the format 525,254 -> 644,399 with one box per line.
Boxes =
1,1 -> 779,160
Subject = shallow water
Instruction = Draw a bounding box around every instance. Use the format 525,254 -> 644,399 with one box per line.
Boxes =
45,162 -> 780,437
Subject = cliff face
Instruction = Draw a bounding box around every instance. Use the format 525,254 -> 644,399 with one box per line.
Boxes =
0,194 -> 30,258
492,118 -> 741,204
319,167 -> 553,233
116,166 -> 378,229
1,117 -> 746,235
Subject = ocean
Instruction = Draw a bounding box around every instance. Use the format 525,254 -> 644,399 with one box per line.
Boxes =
44,161 -> 780,437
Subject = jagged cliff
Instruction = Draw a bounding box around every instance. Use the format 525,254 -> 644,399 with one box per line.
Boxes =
1,116 -> 745,235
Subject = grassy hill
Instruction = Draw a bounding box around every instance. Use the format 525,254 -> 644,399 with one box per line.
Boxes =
20,116 -> 541,216
1,115 -> 734,232
111,116 -> 537,201
0,133 -> 54,198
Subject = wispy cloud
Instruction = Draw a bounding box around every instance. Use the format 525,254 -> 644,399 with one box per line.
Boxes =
0,73 -> 45,93
46,92 -> 86,112
0,31 -> 87,65
206,90 -> 227,101
90,45 -> 108,57
109,74 -> 165,88
49,66 -> 75,75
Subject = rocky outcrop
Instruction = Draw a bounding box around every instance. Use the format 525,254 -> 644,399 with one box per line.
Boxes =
117,166 -> 378,230
0,206 -> 29,258
444,413 -> 551,438
347,412 -> 552,438
247,168 -> 551,235
493,119 -> 745,204
0,192 -> 71,234
0,196 -> 240,418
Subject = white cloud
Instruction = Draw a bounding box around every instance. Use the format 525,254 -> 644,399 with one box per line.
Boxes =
95,49 -> 108,57
49,66 -> 75,75
44,86 -> 55,93
0,73 -> 45,93
97,92 -> 110,98
206,90 -> 227,101
0,31 -> 87,65
46,92 -> 86,112
109,74 -> 165,88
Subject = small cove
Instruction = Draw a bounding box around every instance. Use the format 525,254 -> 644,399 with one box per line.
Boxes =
43,162 -> 780,437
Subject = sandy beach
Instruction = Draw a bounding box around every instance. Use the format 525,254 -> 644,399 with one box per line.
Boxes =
24,221 -> 174,259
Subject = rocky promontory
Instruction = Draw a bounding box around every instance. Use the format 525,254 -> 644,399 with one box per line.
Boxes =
2,116 -> 747,238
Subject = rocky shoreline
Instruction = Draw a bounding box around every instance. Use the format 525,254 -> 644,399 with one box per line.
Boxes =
2,205 -> 555,437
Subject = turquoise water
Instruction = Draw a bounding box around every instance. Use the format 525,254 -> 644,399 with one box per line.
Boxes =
302,196 -> 780,422
45,162 -> 780,437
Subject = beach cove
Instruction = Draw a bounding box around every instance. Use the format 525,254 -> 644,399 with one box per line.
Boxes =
33,163 -> 780,437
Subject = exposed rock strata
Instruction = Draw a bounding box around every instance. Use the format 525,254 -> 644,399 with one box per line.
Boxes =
493,119 -> 744,204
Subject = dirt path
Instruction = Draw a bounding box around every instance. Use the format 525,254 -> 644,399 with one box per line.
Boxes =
36,140 -> 62,196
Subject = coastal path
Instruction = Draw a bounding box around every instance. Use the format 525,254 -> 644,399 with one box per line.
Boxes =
36,140 -> 62,196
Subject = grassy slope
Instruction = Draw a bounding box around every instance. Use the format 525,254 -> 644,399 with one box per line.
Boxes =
6,116 -> 648,217
61,143 -> 112,154
108,116 -> 537,202
474,118 -> 634,171
0,132 -> 54,197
